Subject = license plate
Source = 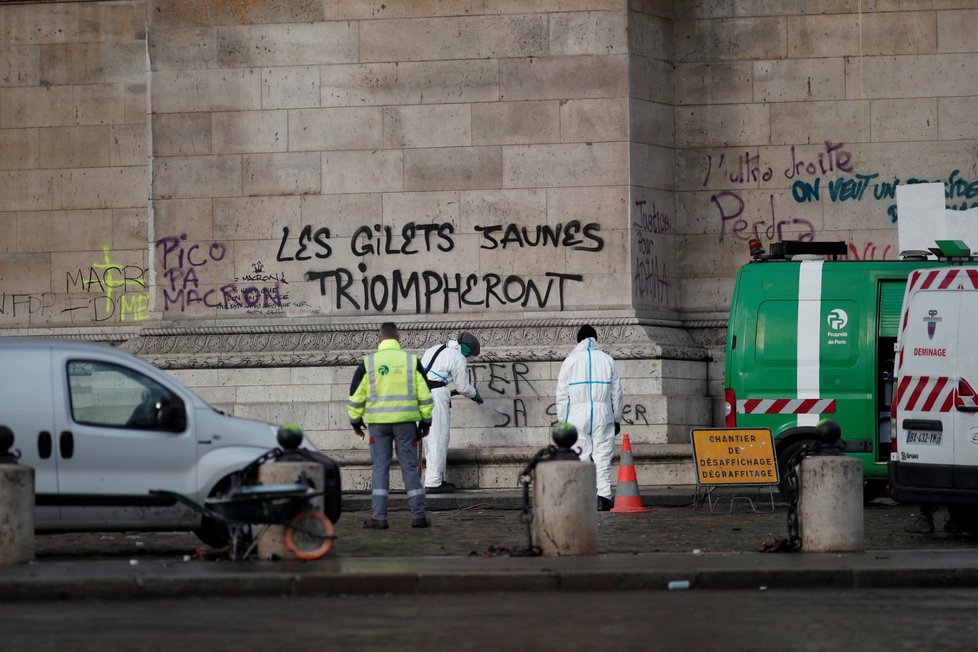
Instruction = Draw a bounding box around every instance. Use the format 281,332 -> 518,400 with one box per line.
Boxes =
906,430 -> 943,445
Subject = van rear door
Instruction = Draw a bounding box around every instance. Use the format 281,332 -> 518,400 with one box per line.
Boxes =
895,270 -> 961,488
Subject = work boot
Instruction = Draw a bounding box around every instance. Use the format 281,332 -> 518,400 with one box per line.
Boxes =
425,481 -> 456,494
363,518 -> 389,530
904,512 -> 935,534
944,516 -> 962,535
597,496 -> 613,512
411,517 -> 431,528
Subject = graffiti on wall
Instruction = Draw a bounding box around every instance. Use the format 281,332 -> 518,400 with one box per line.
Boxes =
701,140 -> 978,251
156,234 -> 290,315
283,221 -> 597,314
632,198 -> 671,304
791,168 -> 978,223
76,245 -> 149,321
468,361 -> 651,429
847,241 -> 893,261
0,245 -> 148,322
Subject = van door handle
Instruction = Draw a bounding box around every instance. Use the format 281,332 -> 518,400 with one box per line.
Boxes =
38,431 -> 52,459
59,431 -> 74,459
958,406 -> 978,413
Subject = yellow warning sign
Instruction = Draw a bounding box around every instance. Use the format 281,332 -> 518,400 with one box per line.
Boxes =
690,428 -> 778,486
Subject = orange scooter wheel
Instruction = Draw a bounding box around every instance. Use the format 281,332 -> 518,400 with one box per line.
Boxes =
284,511 -> 336,560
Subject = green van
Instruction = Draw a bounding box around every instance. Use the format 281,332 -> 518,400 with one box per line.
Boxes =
723,240 -> 945,499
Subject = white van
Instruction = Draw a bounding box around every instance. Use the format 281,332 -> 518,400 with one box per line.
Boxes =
0,338 -> 294,546
889,265 -> 978,532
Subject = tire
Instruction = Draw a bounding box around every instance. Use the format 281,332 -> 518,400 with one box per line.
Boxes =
862,480 -> 887,504
947,505 -> 978,536
285,511 -> 336,560
193,476 -> 232,548
194,515 -> 231,548
776,440 -> 811,500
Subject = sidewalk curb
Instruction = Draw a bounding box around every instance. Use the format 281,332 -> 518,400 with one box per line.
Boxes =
2,550 -> 976,602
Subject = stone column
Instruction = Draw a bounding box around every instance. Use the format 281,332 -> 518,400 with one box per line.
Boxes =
798,456 -> 864,552
532,460 -> 598,556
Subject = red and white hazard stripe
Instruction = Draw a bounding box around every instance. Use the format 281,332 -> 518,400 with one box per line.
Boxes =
907,267 -> 978,294
737,398 -> 836,415
896,375 -> 955,413
900,268 -> 978,338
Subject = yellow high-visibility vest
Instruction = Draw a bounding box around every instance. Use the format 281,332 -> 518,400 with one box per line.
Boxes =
348,339 -> 433,425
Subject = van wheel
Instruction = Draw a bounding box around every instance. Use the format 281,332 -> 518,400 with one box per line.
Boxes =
947,505 -> 978,536
193,477 -> 232,548
776,441 -> 811,499
862,481 -> 886,504
194,516 -> 230,548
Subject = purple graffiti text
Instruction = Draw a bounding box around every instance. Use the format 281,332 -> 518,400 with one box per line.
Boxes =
712,191 -> 815,244
783,141 -> 852,179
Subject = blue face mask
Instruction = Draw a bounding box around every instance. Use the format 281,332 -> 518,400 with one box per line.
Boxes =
459,343 -> 471,357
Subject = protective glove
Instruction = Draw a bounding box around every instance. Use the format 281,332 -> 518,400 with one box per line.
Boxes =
472,391 -> 484,405
352,420 -> 365,439
417,421 -> 431,440
614,422 -> 621,435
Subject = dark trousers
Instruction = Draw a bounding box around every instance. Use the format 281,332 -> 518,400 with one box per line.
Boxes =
368,422 -> 427,520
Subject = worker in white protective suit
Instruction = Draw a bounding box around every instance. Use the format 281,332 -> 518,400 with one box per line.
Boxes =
420,331 -> 483,493
555,325 -> 624,511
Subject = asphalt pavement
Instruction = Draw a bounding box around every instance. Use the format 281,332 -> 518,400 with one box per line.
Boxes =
6,486 -> 978,601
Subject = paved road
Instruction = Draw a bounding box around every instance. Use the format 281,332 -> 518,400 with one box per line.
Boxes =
4,588 -> 975,652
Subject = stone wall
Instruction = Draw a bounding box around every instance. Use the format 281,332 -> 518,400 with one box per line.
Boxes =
676,1 -> 978,325
0,0 -> 148,327
3,0 -> 977,487
146,0 -> 643,326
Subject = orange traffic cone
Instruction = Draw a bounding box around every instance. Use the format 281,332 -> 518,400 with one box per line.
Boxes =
611,434 -> 651,513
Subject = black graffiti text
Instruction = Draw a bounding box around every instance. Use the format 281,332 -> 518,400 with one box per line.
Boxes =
476,221 -> 603,252
546,402 -> 650,428
351,222 -> 455,256
276,225 -> 332,261
305,266 -> 582,313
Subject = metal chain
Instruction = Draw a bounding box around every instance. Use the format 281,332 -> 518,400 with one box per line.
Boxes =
236,447 -> 285,484
761,442 -> 818,553
513,476 -> 541,557
473,446 -> 560,557
781,448 -> 806,551
512,445 -> 558,557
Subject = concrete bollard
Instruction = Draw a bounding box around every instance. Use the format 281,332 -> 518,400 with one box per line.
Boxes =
532,460 -> 598,556
0,464 -> 35,565
256,461 -> 324,561
798,456 -> 863,552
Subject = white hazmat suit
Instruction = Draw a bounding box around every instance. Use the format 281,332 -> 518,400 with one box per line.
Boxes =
555,336 -> 624,500
421,338 -> 482,490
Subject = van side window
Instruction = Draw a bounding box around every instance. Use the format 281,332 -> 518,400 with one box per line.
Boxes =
67,360 -> 182,430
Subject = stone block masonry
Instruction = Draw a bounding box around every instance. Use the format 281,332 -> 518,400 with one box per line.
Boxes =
2,1 -> 977,486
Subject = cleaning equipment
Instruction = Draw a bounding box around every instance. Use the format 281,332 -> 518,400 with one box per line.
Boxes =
611,434 -> 651,514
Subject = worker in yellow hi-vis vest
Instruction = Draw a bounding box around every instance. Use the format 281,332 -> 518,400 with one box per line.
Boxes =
348,322 -> 434,530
